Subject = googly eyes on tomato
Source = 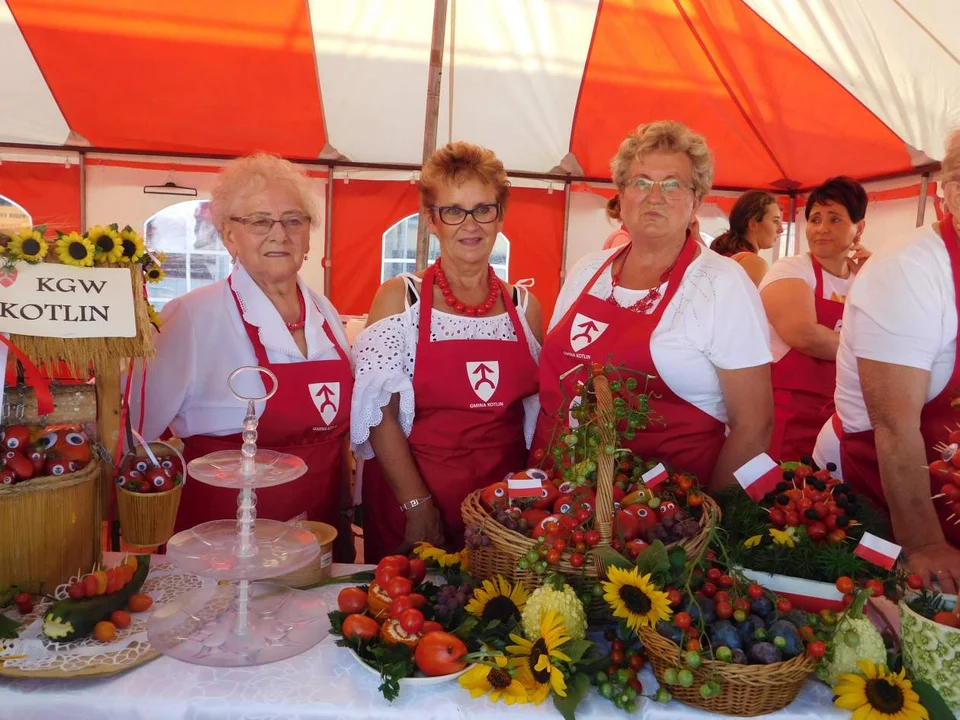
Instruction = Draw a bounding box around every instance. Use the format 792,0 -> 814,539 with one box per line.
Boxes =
134,460 -> 149,473
659,502 -> 677,513
46,461 -> 68,476
529,469 -> 547,481
37,432 -> 58,451
153,475 -> 166,487
558,502 -> 571,514
117,475 -> 128,487
68,461 -> 78,472
493,487 -> 505,498
636,507 -> 650,518
65,432 -> 86,446
161,458 -> 174,470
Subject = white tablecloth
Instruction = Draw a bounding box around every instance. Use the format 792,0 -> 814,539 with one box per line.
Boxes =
0,562 -> 885,720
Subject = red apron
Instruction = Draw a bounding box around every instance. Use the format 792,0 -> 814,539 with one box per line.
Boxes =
838,214 -> 960,546
769,254 -> 845,462
531,236 -> 725,484
173,280 -> 352,533
361,266 -> 539,562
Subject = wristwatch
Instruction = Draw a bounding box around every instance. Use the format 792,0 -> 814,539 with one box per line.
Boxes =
399,495 -> 432,513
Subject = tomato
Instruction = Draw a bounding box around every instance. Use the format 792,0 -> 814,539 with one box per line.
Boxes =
932,611 -> 960,628
907,574 -> 924,590
748,584 -> 764,600
407,558 -> 427,586
14,592 -> 33,614
807,640 -> 826,658
685,638 -> 701,652
6,453 -> 34,481
93,621 -> 117,642
545,549 -> 561,564
399,608 -> 425,634
584,530 -> 600,547
385,577 -> 413,599
415,631 -> 468,676
93,570 -> 108,595
835,576 -> 854,594
375,563 -> 400,586
422,621 -> 443,634
628,653 -> 645,671
83,574 -> 98,597
390,596 -> 415,618
569,552 -> 584,568
110,610 -> 132,629
338,587 -> 368,614
700,582 -> 717,598
68,582 -> 86,599
865,579 -> 885,598
128,594 -> 153,612
713,591 -> 730,605
385,555 -> 411,577
674,612 -> 692,630
342,614 -> 380,642
407,593 -> 427,609
827,529 -> 847,545
776,598 -> 792,614
734,598 -> 751,612
715,601 -> 733,620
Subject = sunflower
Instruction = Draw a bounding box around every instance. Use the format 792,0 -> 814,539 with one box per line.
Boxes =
55,233 -> 95,267
117,228 -> 145,264
86,225 -> 123,263
146,303 -> 163,329
459,655 -> 528,705
466,576 -> 528,623
144,265 -> 165,283
7,228 -> 48,263
153,250 -> 168,264
413,542 -> 465,568
507,610 -> 571,704
833,660 -> 928,720
602,565 -> 673,632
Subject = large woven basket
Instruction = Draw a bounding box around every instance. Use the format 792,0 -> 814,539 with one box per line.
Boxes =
0,459 -> 101,593
116,440 -> 185,546
639,625 -> 816,716
462,375 -> 720,598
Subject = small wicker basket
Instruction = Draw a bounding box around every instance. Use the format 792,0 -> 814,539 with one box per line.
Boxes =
271,521 -> 338,587
116,440 -> 186,547
461,375 -> 719,601
639,625 -> 816,716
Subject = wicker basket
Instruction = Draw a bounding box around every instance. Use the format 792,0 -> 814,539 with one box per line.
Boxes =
271,522 -> 338,588
461,375 -> 720,598
0,459 -> 101,593
116,440 -> 185,547
639,625 -> 816,716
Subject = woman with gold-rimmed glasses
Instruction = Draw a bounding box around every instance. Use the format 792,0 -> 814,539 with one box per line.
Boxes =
352,141 -> 543,561
131,153 -> 355,559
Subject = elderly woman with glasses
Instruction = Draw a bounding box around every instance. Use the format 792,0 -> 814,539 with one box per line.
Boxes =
352,141 -> 543,561
531,121 -> 773,491
131,153 -> 354,556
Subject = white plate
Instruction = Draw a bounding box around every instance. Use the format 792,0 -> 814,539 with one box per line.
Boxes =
347,648 -> 471,686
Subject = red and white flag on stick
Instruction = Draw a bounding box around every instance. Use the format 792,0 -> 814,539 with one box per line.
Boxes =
853,533 -> 901,570
734,453 -> 781,502
641,463 -> 669,489
507,469 -> 547,500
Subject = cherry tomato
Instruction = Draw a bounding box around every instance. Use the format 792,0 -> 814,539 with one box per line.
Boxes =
422,621 -> 444,634
407,593 -> 427,609
415,631 -> 468,676
385,577 -> 413,599
569,552 -> 585,568
907,574 -> 924,590
865,579 -> 885,598
93,621 -> 117,642
776,598 -> 792,614
399,608 -> 425,634
734,598 -> 751,612
674,612 -> 692,630
375,564 -> 400,586
128,594 -> 153,612
110,610 -> 132,629
807,640 -> 826,658
700,582 -> 717,598
389,596 -> 414,618
552,539 -> 568,553
68,582 -> 85,599
628,677 -> 644,695
842,593 -> 856,608
706,568 -> 722,582
715,601 -> 733,620
407,558 -> 427,586
932,611 -> 960,628
718,574 -> 734,588
571,530 -> 585,545
685,638 -> 701,652
546,549 -> 561,564
338,587 -> 368,614
666,588 -> 682,607
714,591 -> 731,605
343,613 -> 380,642
585,530 -> 600,547
628,653 -> 645,671
83,574 -> 98,597
748,584 -> 764,600
827,529 -> 847,545
835,576 -> 855,595
610,649 -> 625,666
611,639 -> 625,654
385,555 -> 411,577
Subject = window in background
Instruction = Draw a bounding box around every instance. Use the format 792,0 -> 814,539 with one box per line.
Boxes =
0,195 -> 31,234
144,200 -> 231,309
381,213 -> 509,282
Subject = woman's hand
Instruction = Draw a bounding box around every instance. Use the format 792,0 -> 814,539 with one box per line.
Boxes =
906,543 -> 960,594
846,241 -> 871,273
399,500 -> 445,552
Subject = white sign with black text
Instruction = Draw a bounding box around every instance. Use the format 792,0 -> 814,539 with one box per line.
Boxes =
0,263 -> 136,338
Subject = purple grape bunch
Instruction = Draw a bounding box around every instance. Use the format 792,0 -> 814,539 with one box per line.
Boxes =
432,582 -> 474,622
464,523 -> 492,549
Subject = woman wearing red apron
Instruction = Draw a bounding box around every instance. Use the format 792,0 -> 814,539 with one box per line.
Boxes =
353,142 -> 542,562
760,177 -> 868,463
532,121 -> 773,491
822,135 -> 960,589
130,154 -> 355,558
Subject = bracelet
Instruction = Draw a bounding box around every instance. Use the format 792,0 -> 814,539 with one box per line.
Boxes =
399,495 -> 432,513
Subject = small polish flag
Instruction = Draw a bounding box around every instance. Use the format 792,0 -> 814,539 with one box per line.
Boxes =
734,453 -> 781,502
853,533 -> 901,571
641,463 -> 669,489
507,469 -> 547,499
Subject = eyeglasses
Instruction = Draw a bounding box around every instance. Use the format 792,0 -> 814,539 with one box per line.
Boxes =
624,177 -> 694,201
430,203 -> 500,225
229,214 -> 311,235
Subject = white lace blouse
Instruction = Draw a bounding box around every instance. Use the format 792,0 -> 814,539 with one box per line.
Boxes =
350,274 -> 542,459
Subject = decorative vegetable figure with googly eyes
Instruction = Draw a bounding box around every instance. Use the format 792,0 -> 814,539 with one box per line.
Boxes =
658,500 -> 679,519
631,503 -> 661,533
479,481 -> 509,512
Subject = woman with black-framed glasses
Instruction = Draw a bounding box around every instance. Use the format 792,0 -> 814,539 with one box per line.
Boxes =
130,153 -> 355,560
352,141 -> 543,562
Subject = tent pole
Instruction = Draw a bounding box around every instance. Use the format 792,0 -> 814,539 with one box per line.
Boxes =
917,172 -> 930,227
561,182 -> 571,283
415,0 -> 449,272
79,151 -> 87,232
784,193 -> 798,257
323,167 -> 335,297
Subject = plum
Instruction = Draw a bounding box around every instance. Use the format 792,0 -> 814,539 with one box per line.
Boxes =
685,594 -> 716,625
736,614 -> 766,646
657,620 -> 683,644
768,620 -> 804,659
748,642 -> 783,665
731,648 -> 748,665
708,620 -> 743,651
750,596 -> 774,620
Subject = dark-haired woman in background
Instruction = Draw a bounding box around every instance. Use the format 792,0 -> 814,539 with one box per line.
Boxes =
710,190 -> 783,286
761,176 -> 870,464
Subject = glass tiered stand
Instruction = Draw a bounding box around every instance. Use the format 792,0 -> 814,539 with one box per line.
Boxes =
148,366 -> 329,666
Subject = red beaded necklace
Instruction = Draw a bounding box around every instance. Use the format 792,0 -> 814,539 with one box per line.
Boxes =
606,243 -> 680,314
285,288 -> 306,331
434,258 -> 500,316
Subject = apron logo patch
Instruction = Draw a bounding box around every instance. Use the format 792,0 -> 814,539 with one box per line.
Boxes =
570,313 -> 608,352
308,382 -> 340,425
466,361 -> 499,403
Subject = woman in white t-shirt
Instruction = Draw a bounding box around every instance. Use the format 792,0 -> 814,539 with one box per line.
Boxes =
760,177 -> 869,464
814,131 -> 960,590
710,190 -> 783,286
531,120 -> 772,491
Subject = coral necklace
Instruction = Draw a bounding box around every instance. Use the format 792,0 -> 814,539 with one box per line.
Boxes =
606,243 -> 680,314
284,288 -> 306,331
434,257 -> 500,316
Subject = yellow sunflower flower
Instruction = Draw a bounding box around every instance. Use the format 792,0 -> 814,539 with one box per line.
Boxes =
770,528 -> 797,548
833,659 -> 929,720
55,233 -> 95,267
117,228 -> 146,264
602,565 -> 673,632
144,265 -> 165,284
153,250 -> 168,264
459,655 -> 528,705
507,610 -> 571,704
7,228 -> 48,263
146,303 -> 163,329
465,576 -> 528,623
413,542 -> 464,568
86,225 -> 123,263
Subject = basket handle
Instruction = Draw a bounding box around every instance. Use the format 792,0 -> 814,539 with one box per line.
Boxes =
592,374 -> 615,544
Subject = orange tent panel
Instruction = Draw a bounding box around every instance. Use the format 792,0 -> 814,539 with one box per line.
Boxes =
0,161 -> 81,234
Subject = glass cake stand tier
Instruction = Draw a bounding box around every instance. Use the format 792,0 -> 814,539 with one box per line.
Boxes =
187,449 -> 307,489
147,582 -> 330,667
166,519 -> 320,581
